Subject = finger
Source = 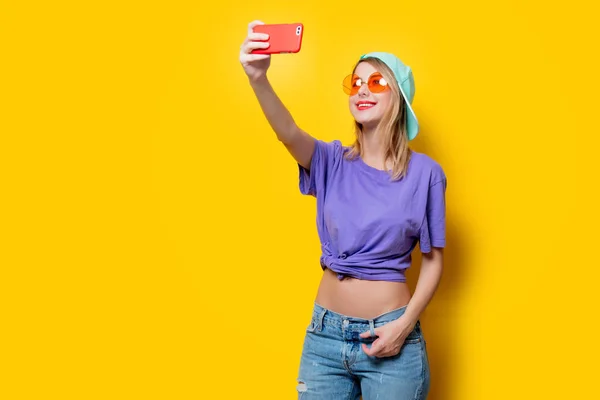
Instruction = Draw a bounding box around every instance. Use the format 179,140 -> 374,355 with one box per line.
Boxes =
241,53 -> 270,63
362,340 -> 384,357
359,327 -> 381,338
240,44 -> 270,60
241,33 -> 269,49
247,20 -> 265,35
362,343 -> 382,357
242,41 -> 270,53
361,343 -> 370,355
248,32 -> 269,41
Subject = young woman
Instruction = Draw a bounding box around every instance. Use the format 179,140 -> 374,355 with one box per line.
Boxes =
240,20 -> 446,400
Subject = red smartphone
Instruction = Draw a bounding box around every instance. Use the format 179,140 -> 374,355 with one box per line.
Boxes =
251,23 -> 304,54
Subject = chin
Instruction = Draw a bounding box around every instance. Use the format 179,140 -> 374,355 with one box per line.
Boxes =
354,115 -> 381,128
351,108 -> 383,126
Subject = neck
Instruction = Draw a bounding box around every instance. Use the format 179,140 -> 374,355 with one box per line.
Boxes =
360,125 -> 387,170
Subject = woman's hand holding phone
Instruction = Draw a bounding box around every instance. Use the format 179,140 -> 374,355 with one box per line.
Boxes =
239,20 -> 271,83
239,20 -> 314,168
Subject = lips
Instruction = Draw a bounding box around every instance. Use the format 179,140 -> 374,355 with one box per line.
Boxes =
356,101 -> 376,110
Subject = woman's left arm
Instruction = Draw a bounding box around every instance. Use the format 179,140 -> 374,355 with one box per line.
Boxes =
361,168 -> 447,358
360,248 -> 443,357
403,247 -> 444,325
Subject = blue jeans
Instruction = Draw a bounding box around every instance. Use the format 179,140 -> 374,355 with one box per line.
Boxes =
297,303 -> 430,400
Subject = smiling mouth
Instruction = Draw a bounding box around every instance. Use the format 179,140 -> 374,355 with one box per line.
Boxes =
357,102 -> 376,110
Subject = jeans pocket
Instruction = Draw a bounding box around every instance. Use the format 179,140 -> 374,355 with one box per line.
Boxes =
403,323 -> 422,344
306,318 -> 318,333
403,335 -> 422,344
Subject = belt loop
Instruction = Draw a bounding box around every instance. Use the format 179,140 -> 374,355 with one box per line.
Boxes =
317,308 -> 327,332
369,320 -> 376,337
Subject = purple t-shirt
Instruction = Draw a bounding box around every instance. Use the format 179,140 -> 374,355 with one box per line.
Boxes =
299,138 -> 447,282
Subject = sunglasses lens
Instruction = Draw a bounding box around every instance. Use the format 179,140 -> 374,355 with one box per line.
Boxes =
368,73 -> 388,93
342,74 -> 360,95
342,72 -> 390,95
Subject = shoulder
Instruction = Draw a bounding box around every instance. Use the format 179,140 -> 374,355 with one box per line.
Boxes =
316,138 -> 346,152
314,138 -> 349,162
409,151 -> 446,187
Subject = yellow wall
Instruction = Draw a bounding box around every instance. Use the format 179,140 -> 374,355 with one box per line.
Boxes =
2,0 -> 599,398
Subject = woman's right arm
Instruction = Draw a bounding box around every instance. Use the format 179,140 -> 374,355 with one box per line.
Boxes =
240,21 -> 316,171
248,77 -> 315,170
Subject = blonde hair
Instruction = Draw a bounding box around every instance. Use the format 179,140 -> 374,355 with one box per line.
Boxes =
344,57 -> 411,181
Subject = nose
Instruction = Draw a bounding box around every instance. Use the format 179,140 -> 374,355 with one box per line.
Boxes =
357,81 -> 370,97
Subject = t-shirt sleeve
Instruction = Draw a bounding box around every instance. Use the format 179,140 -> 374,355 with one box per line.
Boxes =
298,138 -> 342,197
419,166 -> 447,253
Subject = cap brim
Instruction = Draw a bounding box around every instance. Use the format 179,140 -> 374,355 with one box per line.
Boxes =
397,84 -> 419,140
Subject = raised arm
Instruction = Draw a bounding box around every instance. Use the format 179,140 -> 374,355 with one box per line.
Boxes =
239,21 -> 315,170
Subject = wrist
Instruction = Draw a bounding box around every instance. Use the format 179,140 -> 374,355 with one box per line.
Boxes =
249,74 -> 269,88
401,309 -> 420,326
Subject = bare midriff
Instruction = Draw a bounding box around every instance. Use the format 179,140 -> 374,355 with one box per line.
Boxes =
314,268 -> 412,319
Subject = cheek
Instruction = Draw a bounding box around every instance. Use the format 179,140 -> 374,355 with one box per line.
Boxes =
376,93 -> 393,113
348,97 -> 358,113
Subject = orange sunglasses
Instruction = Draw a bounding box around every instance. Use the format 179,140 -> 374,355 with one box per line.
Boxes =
342,72 -> 390,96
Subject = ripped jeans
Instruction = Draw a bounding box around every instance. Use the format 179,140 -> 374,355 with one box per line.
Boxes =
297,303 -> 430,400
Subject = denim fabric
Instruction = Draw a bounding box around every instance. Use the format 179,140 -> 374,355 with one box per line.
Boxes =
297,303 -> 430,400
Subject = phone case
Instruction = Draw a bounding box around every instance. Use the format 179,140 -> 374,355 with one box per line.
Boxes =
251,23 -> 304,54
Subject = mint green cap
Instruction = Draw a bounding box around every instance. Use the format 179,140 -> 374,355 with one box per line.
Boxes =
359,52 -> 419,140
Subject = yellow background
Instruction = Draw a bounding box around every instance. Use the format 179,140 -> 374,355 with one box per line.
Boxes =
1,0 -> 599,398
